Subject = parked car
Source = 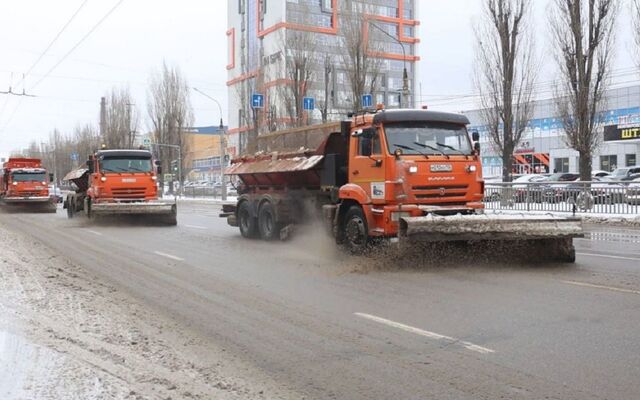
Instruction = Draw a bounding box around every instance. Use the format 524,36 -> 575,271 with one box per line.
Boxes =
48,185 -> 63,203
562,178 -> 626,205
538,173 -> 580,203
591,170 -> 611,178
625,178 -> 640,205
511,174 -> 553,202
609,166 -> 640,182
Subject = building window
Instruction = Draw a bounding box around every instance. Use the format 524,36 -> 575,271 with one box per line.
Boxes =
600,155 -> 617,172
626,153 -> 637,167
320,0 -> 332,13
554,158 -> 569,173
238,0 -> 245,14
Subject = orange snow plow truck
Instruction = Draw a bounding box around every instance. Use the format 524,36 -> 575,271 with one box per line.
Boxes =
0,158 -> 56,212
63,149 -> 177,225
221,108 -> 583,262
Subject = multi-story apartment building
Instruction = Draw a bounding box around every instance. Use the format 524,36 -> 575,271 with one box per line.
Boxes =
226,0 -> 419,156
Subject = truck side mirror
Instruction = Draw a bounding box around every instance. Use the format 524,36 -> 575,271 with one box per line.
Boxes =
86,160 -> 94,173
49,173 -> 54,182
471,130 -> 480,142
154,160 -> 161,167
361,127 -> 375,139
474,142 -> 481,154
157,166 -> 163,175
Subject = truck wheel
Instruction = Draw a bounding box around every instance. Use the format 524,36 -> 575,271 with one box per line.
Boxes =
238,201 -> 258,239
67,197 -> 74,218
258,201 -> 280,241
163,206 -> 178,226
343,206 -> 369,254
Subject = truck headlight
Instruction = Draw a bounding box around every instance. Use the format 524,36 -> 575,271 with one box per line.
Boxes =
391,211 -> 411,221
408,165 -> 418,174
466,165 -> 477,172
100,176 -> 107,182
12,181 -> 17,185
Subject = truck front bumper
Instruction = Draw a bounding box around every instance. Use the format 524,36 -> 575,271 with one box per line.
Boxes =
91,201 -> 176,215
3,196 -> 53,204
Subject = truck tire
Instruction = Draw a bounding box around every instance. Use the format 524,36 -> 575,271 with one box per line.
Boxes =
66,196 -> 74,218
238,201 -> 258,239
163,206 -> 178,226
258,201 -> 279,241
343,206 -> 369,254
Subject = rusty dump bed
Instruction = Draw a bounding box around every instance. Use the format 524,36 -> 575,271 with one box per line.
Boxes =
63,168 -> 90,192
227,122 -> 342,187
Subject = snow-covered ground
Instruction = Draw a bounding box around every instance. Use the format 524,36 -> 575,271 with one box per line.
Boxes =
485,208 -> 640,226
0,220 -> 295,400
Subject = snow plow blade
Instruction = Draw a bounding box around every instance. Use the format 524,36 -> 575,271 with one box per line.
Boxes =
90,202 -> 177,225
398,214 -> 584,263
91,202 -> 176,215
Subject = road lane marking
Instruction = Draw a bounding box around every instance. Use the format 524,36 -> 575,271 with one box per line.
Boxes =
562,280 -> 640,295
354,312 -> 495,355
577,252 -> 640,262
153,251 -> 184,261
84,229 -> 103,236
184,224 -> 207,230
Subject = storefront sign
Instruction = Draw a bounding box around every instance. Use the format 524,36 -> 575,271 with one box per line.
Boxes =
604,124 -> 640,141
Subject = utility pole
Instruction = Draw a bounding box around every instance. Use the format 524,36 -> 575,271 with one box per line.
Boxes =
99,96 -> 106,143
126,102 -> 135,148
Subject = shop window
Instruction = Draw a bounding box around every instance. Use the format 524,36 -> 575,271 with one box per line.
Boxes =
626,153 -> 637,167
600,155 -> 617,172
554,158 -> 569,173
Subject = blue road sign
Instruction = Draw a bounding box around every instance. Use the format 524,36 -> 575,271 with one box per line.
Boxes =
252,93 -> 264,109
70,152 -> 79,161
303,97 -> 315,111
362,94 -> 373,108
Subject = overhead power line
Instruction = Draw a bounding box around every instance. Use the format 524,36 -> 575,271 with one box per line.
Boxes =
30,0 -> 126,91
17,0 -> 89,90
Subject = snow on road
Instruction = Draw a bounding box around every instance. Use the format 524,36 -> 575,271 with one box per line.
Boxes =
0,220 -> 294,400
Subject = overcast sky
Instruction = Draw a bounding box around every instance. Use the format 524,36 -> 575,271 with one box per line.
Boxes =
0,0 -> 637,157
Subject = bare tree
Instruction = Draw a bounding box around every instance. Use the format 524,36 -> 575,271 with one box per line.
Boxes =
147,61 -> 194,188
339,0 -> 383,112
318,55 -> 333,123
633,0 -> 640,69
103,86 -> 138,148
474,0 -> 537,182
550,0 -> 618,181
276,29 -> 316,128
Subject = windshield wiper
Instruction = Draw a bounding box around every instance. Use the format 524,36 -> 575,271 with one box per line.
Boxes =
435,142 -> 466,156
412,142 -> 449,159
392,143 -> 431,160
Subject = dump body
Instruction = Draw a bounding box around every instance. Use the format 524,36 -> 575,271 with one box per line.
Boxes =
0,158 -> 55,212
223,108 -> 582,262
63,149 -> 176,224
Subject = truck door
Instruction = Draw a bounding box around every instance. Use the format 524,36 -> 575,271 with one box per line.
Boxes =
349,127 -> 386,204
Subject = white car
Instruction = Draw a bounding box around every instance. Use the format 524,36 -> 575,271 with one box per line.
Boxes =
625,178 -> 640,205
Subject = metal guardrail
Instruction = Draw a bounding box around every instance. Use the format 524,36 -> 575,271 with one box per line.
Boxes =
182,186 -> 238,198
485,181 -> 640,215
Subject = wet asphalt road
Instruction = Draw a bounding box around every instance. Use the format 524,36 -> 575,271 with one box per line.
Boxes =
1,202 -> 639,400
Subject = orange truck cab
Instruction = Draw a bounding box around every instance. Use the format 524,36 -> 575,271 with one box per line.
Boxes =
222,108 -> 582,262
64,149 -> 177,225
0,158 -> 56,212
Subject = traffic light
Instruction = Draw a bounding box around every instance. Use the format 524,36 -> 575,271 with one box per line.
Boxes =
170,160 -> 178,172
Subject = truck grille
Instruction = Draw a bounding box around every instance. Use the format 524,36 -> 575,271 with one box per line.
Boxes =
412,185 -> 468,200
111,187 -> 146,200
16,190 -> 43,197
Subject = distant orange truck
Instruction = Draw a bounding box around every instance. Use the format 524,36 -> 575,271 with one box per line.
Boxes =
0,157 -> 56,212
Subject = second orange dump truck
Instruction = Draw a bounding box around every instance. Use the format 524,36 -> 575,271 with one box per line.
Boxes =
221,108 -> 583,262
63,148 -> 177,225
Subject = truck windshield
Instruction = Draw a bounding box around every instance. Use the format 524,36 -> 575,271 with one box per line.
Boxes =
385,122 -> 472,156
11,172 -> 47,182
100,157 -> 153,173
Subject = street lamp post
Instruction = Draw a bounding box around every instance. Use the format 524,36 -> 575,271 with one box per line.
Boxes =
368,22 -> 410,109
193,87 -> 227,201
